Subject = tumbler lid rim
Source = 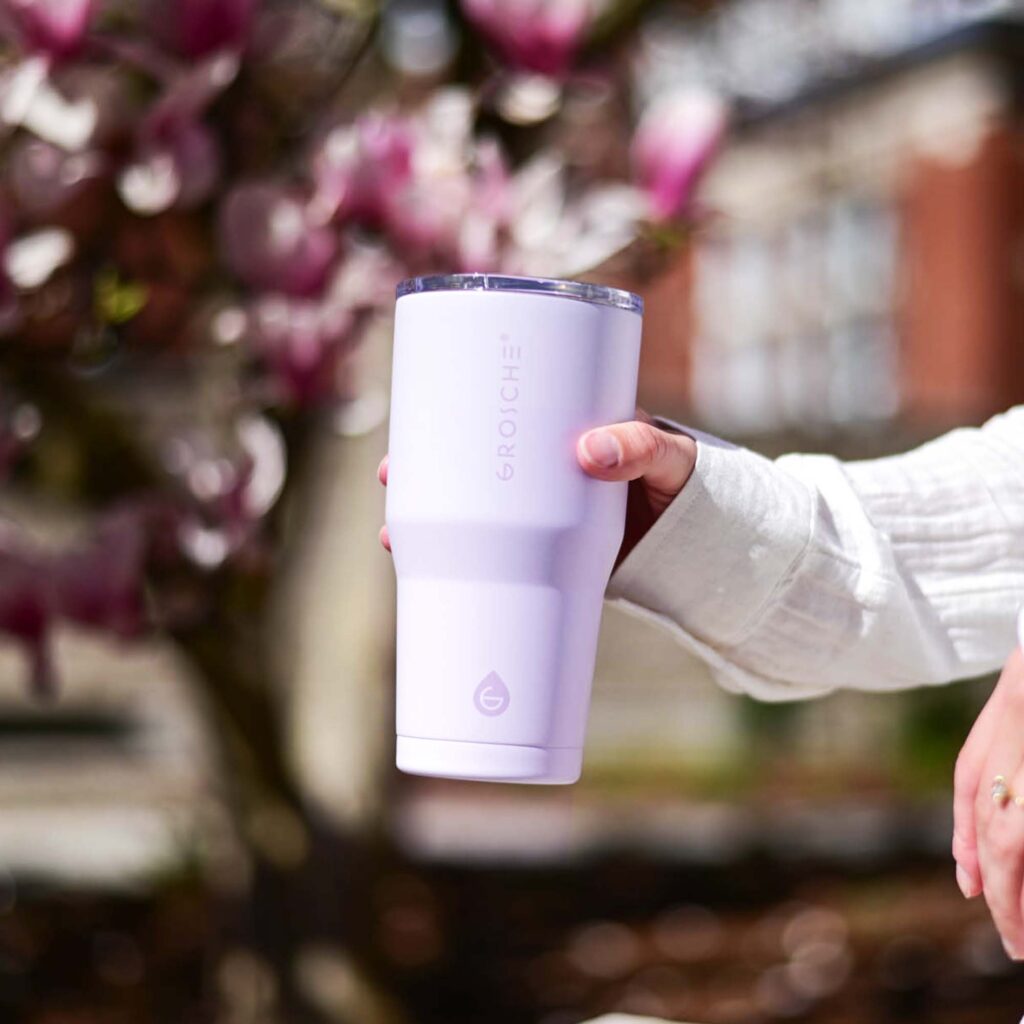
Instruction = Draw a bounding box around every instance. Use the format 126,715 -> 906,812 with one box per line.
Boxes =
396,273 -> 643,315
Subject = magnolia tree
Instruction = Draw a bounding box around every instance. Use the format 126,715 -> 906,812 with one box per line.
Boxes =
0,0 -> 724,1015
0,0 -> 725,692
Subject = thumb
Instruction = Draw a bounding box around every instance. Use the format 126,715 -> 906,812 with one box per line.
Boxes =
578,420 -> 696,500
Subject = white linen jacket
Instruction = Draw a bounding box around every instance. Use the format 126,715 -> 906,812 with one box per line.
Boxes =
606,407 -> 1024,701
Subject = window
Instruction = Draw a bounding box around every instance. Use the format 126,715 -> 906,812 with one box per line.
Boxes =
691,193 -> 900,435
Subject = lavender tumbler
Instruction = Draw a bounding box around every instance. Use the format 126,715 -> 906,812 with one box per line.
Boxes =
386,274 -> 642,783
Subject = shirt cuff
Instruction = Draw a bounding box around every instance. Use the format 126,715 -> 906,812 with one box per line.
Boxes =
606,426 -> 816,650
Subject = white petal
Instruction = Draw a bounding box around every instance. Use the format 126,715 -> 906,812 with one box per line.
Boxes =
117,152 -> 180,214
237,414 -> 286,518
21,76 -> 98,151
5,228 -> 74,288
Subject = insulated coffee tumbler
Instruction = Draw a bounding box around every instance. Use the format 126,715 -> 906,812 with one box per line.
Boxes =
386,274 -> 643,783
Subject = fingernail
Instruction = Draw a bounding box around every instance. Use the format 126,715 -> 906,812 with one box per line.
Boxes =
583,430 -> 621,469
956,864 -> 977,898
1003,938 -> 1019,960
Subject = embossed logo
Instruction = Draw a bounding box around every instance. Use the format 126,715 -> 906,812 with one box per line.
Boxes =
474,671 -> 510,716
496,335 -> 521,482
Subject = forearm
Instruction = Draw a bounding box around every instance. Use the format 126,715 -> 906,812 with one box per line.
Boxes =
607,408 -> 1024,699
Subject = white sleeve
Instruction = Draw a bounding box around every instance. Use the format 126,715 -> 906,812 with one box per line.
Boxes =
605,407 -> 1024,701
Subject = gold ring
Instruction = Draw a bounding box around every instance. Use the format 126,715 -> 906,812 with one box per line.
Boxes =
992,775 -> 1012,807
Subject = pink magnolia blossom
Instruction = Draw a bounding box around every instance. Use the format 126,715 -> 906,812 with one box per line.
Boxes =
0,512 -> 148,698
383,160 -> 506,272
219,182 -> 338,297
52,506 -> 150,640
119,114 -> 221,214
246,293 -> 367,407
0,504 -> 170,695
311,95 -> 513,271
161,415 -> 285,568
0,538 -> 53,696
1,0 -> 95,60
386,168 -> 510,273
382,118 -> 510,270
312,113 -> 414,228
148,0 -> 256,59
631,89 -> 728,223
460,0 -> 593,77
383,176 -> 471,268
118,52 -> 240,215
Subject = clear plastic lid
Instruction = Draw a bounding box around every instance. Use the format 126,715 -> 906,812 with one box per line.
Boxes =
396,273 -> 643,315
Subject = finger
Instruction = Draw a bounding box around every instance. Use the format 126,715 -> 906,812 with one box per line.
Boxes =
954,654 -> 1021,894
577,420 -> 695,498
1007,759 -> 1024,958
377,455 -> 389,486
379,524 -> 391,552
978,759 -> 1024,958
976,667 -> 1024,956
954,686 -> 1006,898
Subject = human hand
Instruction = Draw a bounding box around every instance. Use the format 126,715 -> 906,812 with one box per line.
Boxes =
376,409 -> 697,566
953,643 -> 1024,958
575,410 -> 697,567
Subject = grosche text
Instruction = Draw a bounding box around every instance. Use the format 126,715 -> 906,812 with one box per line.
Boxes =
496,338 -> 522,482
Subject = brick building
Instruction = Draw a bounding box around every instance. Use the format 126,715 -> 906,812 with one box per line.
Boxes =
634,14 -> 1024,448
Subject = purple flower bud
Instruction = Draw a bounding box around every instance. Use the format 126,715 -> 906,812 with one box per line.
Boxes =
460,0 -> 592,78
219,182 -> 338,296
631,89 -> 728,223
147,0 -> 256,59
2,0 -> 95,60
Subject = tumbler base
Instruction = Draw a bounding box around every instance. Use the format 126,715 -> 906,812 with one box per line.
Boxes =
396,736 -> 582,784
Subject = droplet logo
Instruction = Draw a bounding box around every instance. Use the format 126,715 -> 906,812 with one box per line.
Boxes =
474,671 -> 510,716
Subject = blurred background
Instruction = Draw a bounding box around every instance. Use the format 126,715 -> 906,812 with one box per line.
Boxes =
1,1 -> 1024,1022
